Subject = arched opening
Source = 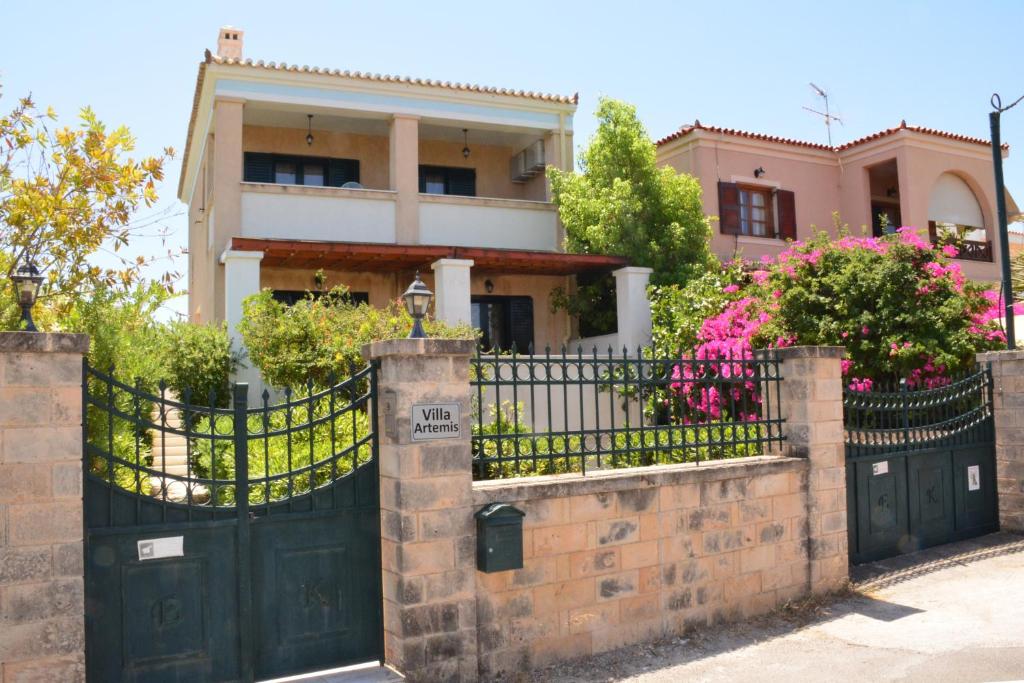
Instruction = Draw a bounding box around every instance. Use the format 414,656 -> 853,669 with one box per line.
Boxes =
927,173 -> 991,261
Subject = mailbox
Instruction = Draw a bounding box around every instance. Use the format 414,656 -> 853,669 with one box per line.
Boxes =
475,503 -> 525,573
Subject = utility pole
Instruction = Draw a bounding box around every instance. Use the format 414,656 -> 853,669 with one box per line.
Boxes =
991,92 -> 1022,349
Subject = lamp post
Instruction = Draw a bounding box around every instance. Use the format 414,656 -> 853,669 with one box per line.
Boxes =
991,92 -> 1023,349
402,272 -> 433,339
10,259 -> 43,332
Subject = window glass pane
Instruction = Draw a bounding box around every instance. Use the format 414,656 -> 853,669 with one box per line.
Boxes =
303,164 -> 325,186
424,172 -> 445,195
274,162 -> 297,185
751,192 -> 765,207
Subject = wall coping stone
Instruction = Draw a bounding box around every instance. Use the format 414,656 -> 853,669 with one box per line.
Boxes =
472,455 -> 806,503
0,332 -> 89,353
978,350 -> 1024,362
771,345 -> 845,359
362,337 -> 476,360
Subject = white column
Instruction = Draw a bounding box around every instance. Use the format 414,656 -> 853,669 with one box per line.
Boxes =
430,258 -> 474,326
220,249 -> 264,393
613,266 -> 654,351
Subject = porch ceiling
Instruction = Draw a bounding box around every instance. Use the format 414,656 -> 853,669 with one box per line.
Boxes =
228,238 -> 628,275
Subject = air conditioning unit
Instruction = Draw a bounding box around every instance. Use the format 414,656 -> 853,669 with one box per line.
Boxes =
524,139 -> 545,173
509,150 -> 528,183
509,140 -> 546,183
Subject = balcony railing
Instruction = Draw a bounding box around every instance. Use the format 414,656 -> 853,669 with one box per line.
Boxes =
956,240 -> 994,262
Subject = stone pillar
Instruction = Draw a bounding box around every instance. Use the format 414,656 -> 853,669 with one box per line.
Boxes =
772,346 -> 849,594
362,338 -> 478,682
220,249 -> 264,392
431,259 -> 474,326
612,266 -> 653,351
978,349 -> 1024,531
211,96 -> 245,322
0,332 -> 89,682
390,114 -> 420,244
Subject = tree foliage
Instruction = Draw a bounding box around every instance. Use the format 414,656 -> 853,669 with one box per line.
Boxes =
547,98 -> 713,333
0,87 -> 176,323
238,287 -> 477,389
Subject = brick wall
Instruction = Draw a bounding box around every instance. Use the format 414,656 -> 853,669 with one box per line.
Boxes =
0,333 -> 88,683
471,457 -> 811,677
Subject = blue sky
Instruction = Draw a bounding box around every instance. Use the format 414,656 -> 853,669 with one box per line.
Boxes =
2,0 -> 1022,317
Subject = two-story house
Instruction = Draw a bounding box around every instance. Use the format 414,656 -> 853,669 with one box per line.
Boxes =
655,120 -> 1021,283
180,28 -> 652,387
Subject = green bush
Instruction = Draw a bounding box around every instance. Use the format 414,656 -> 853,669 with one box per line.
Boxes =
239,285 -> 477,389
157,320 -> 237,407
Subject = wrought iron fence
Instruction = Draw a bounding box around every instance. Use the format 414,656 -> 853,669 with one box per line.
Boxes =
843,365 -> 994,458
83,360 -> 377,522
470,346 -> 786,480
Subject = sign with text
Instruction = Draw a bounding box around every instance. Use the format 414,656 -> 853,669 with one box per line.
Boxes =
411,403 -> 461,441
137,536 -> 184,561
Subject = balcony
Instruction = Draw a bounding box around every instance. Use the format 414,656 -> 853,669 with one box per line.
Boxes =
418,194 -> 559,251
239,182 -> 398,243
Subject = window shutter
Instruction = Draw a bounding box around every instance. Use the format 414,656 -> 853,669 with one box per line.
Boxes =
418,166 -> 429,193
928,220 -> 938,243
776,190 -> 797,240
448,168 -> 477,197
718,182 -> 741,234
243,153 -> 274,183
328,159 -> 360,187
508,297 -> 534,353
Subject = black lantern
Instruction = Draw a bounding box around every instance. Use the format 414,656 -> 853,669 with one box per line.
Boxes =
10,260 -> 43,332
462,128 -> 471,159
402,272 -> 433,339
306,114 -> 314,146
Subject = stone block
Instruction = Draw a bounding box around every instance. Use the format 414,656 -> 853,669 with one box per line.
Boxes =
658,483 -> 699,511
1,653 -> 85,683
660,534 -> 698,562
0,548 -> 51,585
2,355 -> 81,388
399,539 -> 455,576
615,488 -> 658,513
619,540 -> 659,570
393,477 -> 473,512
568,492 -> 618,521
596,570 -> 638,602
618,593 -> 660,624
533,578 -> 595,614
595,517 -> 640,546
7,503 -> 81,546
0,578 -> 83,624
50,464 -> 80,499
531,632 -> 592,668
532,523 -> 589,557
0,427 -> 79,465
50,388 -> 80,426
591,617 -> 662,655
0,616 -> 84,661
772,493 -> 805,520
568,548 -> 620,579
508,557 -> 556,589
750,472 -> 790,498
398,602 -> 461,638
418,508 -> 473,540
0,390 -> 51,428
739,544 -> 775,574
568,602 -> 619,634
699,477 -> 750,505
0,464 -> 51,502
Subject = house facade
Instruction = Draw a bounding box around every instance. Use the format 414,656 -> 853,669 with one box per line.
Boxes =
180,28 -> 651,387
656,120 -> 1020,282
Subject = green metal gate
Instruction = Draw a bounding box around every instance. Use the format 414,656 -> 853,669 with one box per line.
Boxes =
83,362 -> 383,682
844,366 -> 999,564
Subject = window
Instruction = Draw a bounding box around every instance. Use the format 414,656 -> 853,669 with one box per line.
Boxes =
471,296 -> 533,352
244,153 -> 359,187
271,290 -> 369,306
717,182 -> 796,240
418,165 -> 476,197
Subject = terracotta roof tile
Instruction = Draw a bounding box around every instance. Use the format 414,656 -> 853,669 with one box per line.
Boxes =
656,119 -> 1010,154
205,51 -> 578,104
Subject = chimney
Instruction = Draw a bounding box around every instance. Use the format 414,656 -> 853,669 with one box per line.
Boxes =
216,26 -> 244,60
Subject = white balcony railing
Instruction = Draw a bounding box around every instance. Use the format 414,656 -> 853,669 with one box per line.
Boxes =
240,182 -> 397,244
418,194 -> 559,251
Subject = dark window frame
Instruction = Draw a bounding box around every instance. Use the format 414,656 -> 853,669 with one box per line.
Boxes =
418,165 -> 477,197
471,295 -> 534,352
271,290 -> 370,307
737,184 -> 775,238
243,152 -> 360,187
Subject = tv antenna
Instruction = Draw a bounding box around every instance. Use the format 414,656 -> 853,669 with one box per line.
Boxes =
803,82 -> 843,147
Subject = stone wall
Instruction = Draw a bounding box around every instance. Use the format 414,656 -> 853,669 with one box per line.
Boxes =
471,457 -> 811,677
978,349 -> 1024,532
0,333 -> 88,683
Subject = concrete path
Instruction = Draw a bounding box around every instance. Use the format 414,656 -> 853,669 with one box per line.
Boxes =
534,532 -> 1024,683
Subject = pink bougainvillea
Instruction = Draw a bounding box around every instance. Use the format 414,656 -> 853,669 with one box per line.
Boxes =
669,226 -> 1012,414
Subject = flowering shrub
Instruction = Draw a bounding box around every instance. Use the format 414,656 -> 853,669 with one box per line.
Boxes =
676,228 -> 1019,415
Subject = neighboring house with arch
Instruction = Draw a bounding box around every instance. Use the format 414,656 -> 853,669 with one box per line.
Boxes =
656,120 -> 1021,282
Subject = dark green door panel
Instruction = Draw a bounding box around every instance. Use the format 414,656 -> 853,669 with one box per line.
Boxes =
853,456 -> 909,563
86,524 -> 241,683
954,447 -> 998,534
251,506 -> 382,679
907,450 -> 955,549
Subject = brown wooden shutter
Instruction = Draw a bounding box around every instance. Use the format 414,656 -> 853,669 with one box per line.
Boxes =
928,220 -> 938,244
777,189 -> 796,240
718,182 -> 741,235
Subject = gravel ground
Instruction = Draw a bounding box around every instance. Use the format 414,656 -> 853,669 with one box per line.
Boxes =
530,532 -> 1024,683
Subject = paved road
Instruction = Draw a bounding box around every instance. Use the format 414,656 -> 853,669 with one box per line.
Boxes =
535,532 -> 1024,683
